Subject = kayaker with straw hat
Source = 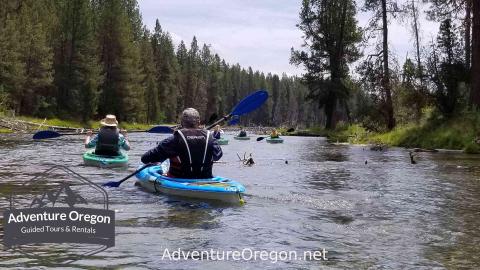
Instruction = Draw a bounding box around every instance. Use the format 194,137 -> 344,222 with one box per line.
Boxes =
270,129 -> 280,139
213,124 -> 224,139
84,114 -> 131,156
141,108 -> 223,179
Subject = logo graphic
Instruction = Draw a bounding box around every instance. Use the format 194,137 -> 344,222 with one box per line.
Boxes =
30,181 -> 88,208
2,165 -> 115,263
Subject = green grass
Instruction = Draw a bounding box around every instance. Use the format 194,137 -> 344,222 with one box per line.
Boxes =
310,112 -> 480,152
298,123 -> 372,143
290,126 -> 331,137
3,116 -> 175,131
16,116 -> 85,128
464,142 -> 480,154
0,128 -> 13,133
120,122 -> 158,130
369,114 -> 478,150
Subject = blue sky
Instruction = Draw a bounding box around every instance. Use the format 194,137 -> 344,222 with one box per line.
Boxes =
138,0 -> 439,76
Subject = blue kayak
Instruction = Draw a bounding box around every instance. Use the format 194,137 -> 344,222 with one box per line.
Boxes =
135,165 -> 246,204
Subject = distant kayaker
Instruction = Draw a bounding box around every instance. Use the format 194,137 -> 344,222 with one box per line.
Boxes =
270,129 -> 280,138
238,128 -> 247,137
213,125 -> 224,139
141,108 -> 223,179
84,114 -> 130,156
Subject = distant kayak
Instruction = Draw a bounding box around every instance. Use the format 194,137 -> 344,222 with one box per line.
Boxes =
266,137 -> 284,143
83,149 -> 128,168
217,137 -> 229,145
234,136 -> 250,140
135,165 -> 245,204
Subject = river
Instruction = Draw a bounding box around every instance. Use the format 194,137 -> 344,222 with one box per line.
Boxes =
1,133 -> 479,269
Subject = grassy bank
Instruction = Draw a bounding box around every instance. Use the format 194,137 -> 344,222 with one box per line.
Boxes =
2,116 -> 173,131
0,128 -> 14,134
302,112 -> 480,154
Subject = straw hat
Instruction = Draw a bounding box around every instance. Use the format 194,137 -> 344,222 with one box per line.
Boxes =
100,114 -> 118,127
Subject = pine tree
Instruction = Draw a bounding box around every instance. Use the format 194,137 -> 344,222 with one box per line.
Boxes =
124,0 -> 143,42
163,33 -> 180,122
471,0 -> 480,107
361,0 -> 400,129
198,44 -> 212,120
291,0 -> 362,129
97,0 -> 145,122
270,74 -> 280,125
17,1 -> 55,116
176,40 -> 188,111
427,19 -> 468,116
0,14 -> 25,114
140,28 -> 159,123
204,54 -> 221,122
152,20 -> 179,122
185,37 -> 200,108
55,0 -> 102,122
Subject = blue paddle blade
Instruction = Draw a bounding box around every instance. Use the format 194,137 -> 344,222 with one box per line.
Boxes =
147,126 -> 174,133
231,90 -> 269,116
228,116 -> 240,125
33,130 -> 62,140
102,181 -> 121,187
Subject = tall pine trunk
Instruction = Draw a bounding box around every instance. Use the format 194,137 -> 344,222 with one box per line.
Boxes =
466,0 -> 472,69
471,0 -> 480,107
381,0 -> 395,129
412,0 -> 423,82
324,92 -> 336,129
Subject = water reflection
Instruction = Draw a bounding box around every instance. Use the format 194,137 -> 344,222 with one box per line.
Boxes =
423,154 -> 480,268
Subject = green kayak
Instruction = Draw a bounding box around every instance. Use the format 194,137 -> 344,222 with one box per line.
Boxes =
217,138 -> 229,145
83,149 -> 128,168
234,136 -> 250,140
266,137 -> 284,143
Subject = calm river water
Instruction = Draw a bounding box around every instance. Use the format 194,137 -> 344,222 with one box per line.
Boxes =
1,132 -> 480,269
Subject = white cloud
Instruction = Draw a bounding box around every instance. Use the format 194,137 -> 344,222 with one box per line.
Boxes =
138,0 -> 440,77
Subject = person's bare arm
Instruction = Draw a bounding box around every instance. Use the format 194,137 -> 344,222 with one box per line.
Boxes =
120,129 -> 131,150
84,130 -> 93,148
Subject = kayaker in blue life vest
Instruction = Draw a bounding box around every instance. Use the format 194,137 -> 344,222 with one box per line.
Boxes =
141,108 -> 223,179
84,114 -> 131,156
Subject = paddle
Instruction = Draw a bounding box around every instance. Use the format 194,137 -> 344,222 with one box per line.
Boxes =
33,126 -> 174,140
103,90 -> 268,188
256,128 -> 295,141
228,117 -> 240,126
206,113 -> 218,126
206,90 -> 269,129
102,164 -> 154,188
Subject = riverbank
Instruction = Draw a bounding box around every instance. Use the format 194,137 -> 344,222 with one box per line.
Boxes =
300,112 -> 480,154
0,116 -> 171,133
0,116 -> 285,135
3,114 -> 479,155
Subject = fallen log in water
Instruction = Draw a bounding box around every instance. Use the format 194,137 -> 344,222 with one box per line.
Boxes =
0,118 -> 29,132
13,119 -> 81,131
0,118 -> 84,133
